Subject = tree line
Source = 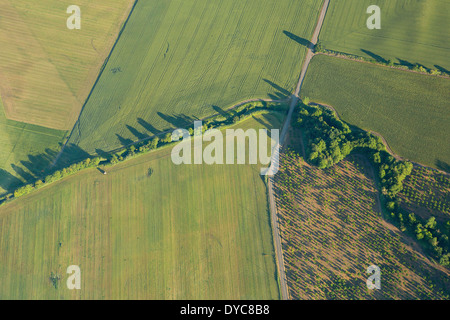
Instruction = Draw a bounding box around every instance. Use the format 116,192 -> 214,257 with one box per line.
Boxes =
1,101 -> 288,205
314,42 -> 450,78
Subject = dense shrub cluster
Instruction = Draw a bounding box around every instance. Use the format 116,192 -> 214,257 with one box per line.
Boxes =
298,104 -> 410,197
298,105 -> 383,166
314,41 -> 324,53
297,103 -> 449,266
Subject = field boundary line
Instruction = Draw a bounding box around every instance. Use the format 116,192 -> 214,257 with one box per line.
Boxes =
49,0 -> 140,167
1,124 -> 64,139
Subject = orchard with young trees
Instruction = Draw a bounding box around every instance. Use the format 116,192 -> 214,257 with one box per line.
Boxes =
275,149 -> 450,299
296,103 -> 449,266
397,166 -> 450,266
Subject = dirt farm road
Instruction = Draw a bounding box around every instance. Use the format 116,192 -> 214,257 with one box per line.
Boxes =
267,0 -> 330,300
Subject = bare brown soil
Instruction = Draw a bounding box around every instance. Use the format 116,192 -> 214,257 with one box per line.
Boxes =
274,127 -> 450,299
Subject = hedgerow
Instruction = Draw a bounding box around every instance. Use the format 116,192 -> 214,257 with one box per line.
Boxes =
1,101 -> 287,205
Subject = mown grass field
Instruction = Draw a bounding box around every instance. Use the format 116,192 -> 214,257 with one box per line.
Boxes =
0,0 -> 134,129
319,0 -> 450,71
0,113 -> 282,299
0,102 -> 66,196
67,0 -> 322,155
301,55 -> 450,170
275,139 -> 450,299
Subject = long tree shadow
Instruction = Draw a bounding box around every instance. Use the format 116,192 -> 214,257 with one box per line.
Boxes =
1,143 -> 91,195
157,112 -> 197,129
95,148 -> 112,160
250,115 -> 271,129
283,31 -> 313,49
54,144 -> 92,169
0,169 -> 24,195
212,105 -> 228,118
11,164 -> 35,182
361,49 -> 387,64
268,92 -> 289,101
263,79 -> 291,99
116,134 -> 134,147
137,117 -> 161,136
126,125 -> 149,141
212,105 -> 237,118
436,159 -> 450,173
434,65 -> 449,74
396,58 -> 414,68
20,150 -> 58,178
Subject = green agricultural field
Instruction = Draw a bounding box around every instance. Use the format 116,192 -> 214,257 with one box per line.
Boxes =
67,0 -> 322,155
0,113 -> 282,299
319,0 -> 450,71
0,0 -> 134,130
301,55 -> 450,170
0,102 -> 67,196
